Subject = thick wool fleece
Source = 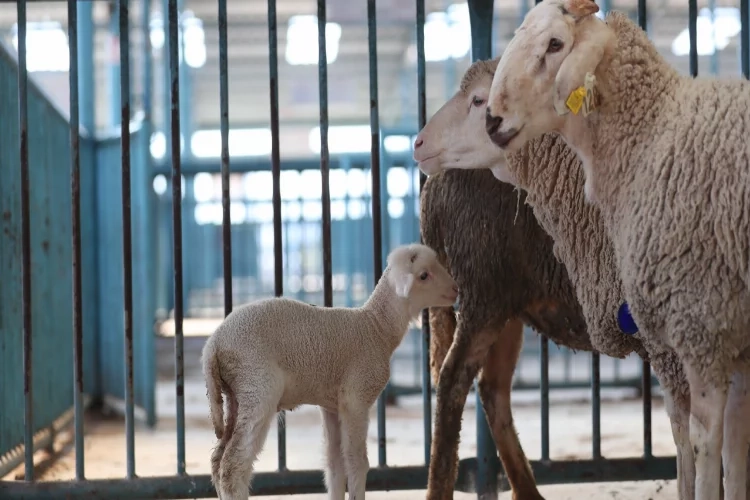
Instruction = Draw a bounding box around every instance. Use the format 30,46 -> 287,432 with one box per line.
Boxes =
506,132 -> 687,398
420,168 -> 592,384
576,11 -> 750,386
202,264 -> 417,438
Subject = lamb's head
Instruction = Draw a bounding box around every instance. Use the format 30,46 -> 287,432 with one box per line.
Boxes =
485,0 -> 615,152
413,58 -> 510,180
386,243 -> 458,310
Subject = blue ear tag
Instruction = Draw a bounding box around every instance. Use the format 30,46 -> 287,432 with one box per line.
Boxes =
617,302 -> 638,335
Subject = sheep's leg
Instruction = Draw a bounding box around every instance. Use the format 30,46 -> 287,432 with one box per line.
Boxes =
219,393 -> 276,500
685,363 -> 728,500
722,368 -> 750,500
212,388 -> 239,500
338,405 -> 370,500
321,408 -> 347,500
427,324 -> 496,500
664,387 -> 695,500
476,319 -> 544,500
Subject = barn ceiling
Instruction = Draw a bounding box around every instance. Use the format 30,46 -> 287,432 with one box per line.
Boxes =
0,0 -> 745,158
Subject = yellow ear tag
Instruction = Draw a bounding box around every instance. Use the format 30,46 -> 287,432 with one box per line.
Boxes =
566,87 -> 586,115
565,72 -> 597,116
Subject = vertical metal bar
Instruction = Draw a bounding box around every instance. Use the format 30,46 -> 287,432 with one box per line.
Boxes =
366,0 -> 389,468
78,3 -> 95,133
317,0 -> 332,310
741,0 -> 749,79
267,0 -> 286,471
591,352 -> 601,459
218,0 -> 231,320
642,360 -> 652,458
142,0 -> 153,122
636,0 -> 646,31
68,0 -> 85,481
540,337 -> 550,461
167,0 -> 186,476
16,0 -> 33,482
467,2 -> 499,495
118,0 -> 137,480
635,0 -> 653,462
688,0 -> 698,77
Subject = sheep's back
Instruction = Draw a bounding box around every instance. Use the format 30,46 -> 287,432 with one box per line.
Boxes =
420,168 -> 592,352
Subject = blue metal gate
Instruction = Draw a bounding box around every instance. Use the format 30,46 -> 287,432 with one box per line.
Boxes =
2,0 -> 748,497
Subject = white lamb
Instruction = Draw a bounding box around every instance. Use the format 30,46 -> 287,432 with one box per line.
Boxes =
201,243 -> 458,500
484,1 -> 750,499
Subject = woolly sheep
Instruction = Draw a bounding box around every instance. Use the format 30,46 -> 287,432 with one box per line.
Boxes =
421,166 -> 593,500
417,57 -> 697,499
201,243 -> 458,500
484,1 -> 750,499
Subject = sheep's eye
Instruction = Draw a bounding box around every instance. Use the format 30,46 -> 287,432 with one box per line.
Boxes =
419,272 -> 429,281
471,96 -> 485,107
547,38 -> 564,53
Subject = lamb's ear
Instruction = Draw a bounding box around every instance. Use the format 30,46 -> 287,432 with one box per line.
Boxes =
552,18 -> 613,116
393,273 -> 415,298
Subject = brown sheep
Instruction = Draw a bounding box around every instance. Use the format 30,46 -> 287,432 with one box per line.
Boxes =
421,167 -> 604,500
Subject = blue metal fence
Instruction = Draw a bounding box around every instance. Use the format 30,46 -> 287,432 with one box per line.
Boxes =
3,0 -> 749,497
95,120 -> 157,428
0,35 -> 98,478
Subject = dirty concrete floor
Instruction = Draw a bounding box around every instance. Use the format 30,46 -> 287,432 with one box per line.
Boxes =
5,384 -> 679,499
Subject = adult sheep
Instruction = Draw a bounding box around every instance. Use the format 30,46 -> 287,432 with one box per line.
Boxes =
416,60 -> 685,500
417,57 -> 694,499
421,167 -> 595,500
484,1 -> 750,499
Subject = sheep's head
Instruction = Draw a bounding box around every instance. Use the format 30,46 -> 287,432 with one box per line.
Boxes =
413,59 -> 512,181
485,0 -> 615,152
386,243 -> 458,310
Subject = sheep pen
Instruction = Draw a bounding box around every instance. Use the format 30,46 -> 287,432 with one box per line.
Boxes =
485,1 -> 750,499
201,243 -> 458,500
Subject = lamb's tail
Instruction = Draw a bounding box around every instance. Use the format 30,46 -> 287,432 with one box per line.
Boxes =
419,175 -> 458,387
202,339 -> 225,440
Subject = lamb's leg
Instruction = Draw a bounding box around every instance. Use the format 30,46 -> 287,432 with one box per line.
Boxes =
663,387 -> 695,500
685,363 -> 729,500
427,323 -> 496,500
338,404 -> 370,500
212,387 -> 239,500
219,393 -> 276,500
476,319 -> 544,500
722,368 -> 750,500
321,408 -> 347,500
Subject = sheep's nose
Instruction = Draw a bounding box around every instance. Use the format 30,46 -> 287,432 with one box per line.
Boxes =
485,108 -> 503,136
452,284 -> 459,294
414,136 -> 424,149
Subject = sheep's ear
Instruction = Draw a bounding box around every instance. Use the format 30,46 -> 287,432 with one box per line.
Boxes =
552,19 -> 613,116
393,273 -> 415,298
561,0 -> 599,20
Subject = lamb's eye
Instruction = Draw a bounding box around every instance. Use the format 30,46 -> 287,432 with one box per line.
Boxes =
472,96 -> 485,107
547,38 -> 564,53
419,272 -> 429,281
